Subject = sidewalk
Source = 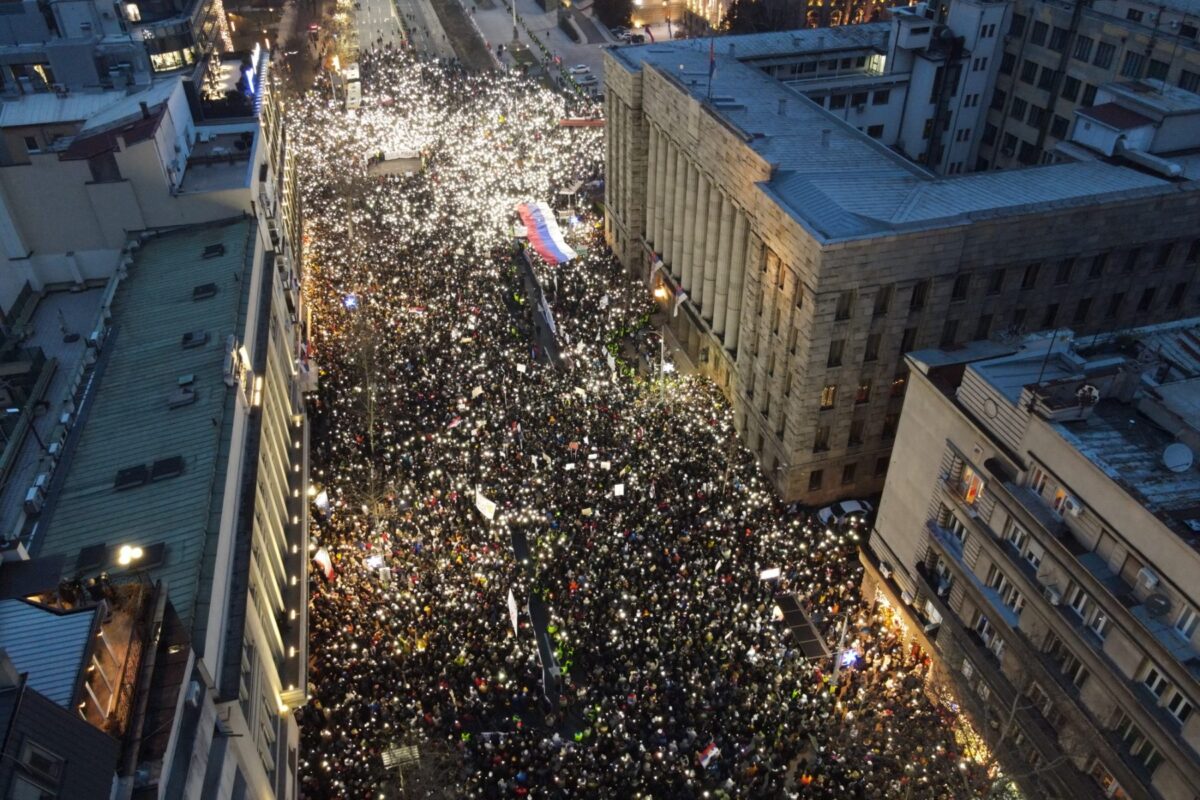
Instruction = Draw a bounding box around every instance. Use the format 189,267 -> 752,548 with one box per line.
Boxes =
467,0 -> 612,78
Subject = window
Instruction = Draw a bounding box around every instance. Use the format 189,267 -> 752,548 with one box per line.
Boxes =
1180,70 -> 1200,93
1050,114 -> 1069,139
1120,51 -> 1144,79
1089,252 -> 1108,278
951,274 -> 971,301
1090,609 -> 1110,639
1072,297 -> 1092,324
863,333 -> 881,363
1027,105 -> 1046,127
848,419 -> 865,446
900,327 -> 917,354
855,381 -> 871,404
1136,287 -> 1156,312
1049,26 -> 1069,52
1166,690 -> 1194,724
830,94 -> 847,109
827,339 -> 844,368
1089,761 -> 1128,799
1065,582 -> 1090,617
1105,292 -> 1124,319
1038,66 -> 1057,90
986,564 -> 1025,615
874,456 -> 888,477
820,384 -> 838,409
980,23 -> 995,38
813,425 -> 830,452
1126,7 -> 1143,21
1020,59 -> 1039,84
1010,96 -> 1028,120
1082,83 -> 1098,106
23,136 -> 40,155
986,268 -> 1005,295
882,412 -> 899,439
909,280 -> 930,311
974,314 -> 993,341
1019,141 -> 1039,164
872,285 -> 893,317
1073,36 -> 1094,61
1141,665 -> 1169,698
1167,282 -> 1187,309
1040,304 -> 1059,328
1176,606 -> 1199,639
1011,307 -> 1027,330
1021,262 -> 1040,290
982,123 -> 997,146
866,124 -> 884,139
1004,518 -> 1029,551
872,89 -> 890,105
809,469 -> 824,490
991,88 -> 1007,111
972,57 -> 988,72
1154,242 -> 1173,269
1094,42 -> 1115,69
1061,75 -> 1081,101
1009,14 -> 1026,36
1030,465 -> 1049,494
1181,23 -> 1199,40
1147,59 -> 1169,81
841,462 -> 857,485
940,319 -> 959,347
954,128 -> 971,143
835,290 -> 855,321
959,465 -> 985,504
1031,20 -> 1048,46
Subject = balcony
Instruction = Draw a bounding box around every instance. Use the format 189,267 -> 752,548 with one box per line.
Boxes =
999,481 -> 1068,539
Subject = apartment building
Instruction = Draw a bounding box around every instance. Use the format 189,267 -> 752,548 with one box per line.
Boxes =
865,323 -> 1200,800
0,214 -> 309,799
603,23 -> 1200,504
980,0 -> 1200,169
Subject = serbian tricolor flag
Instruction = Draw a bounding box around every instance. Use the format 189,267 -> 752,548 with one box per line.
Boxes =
313,547 -> 335,581
517,202 -> 576,265
698,742 -> 720,767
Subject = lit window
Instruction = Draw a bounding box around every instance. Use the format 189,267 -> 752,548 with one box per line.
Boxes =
1089,760 -> 1129,799
820,384 -> 837,409
959,465 -> 985,505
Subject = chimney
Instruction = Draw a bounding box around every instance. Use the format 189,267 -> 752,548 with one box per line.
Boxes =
821,129 -> 831,147
778,98 -> 787,115
139,101 -> 150,119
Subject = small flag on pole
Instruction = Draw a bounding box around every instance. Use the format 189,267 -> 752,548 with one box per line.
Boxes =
698,742 -> 720,767
313,547 -> 335,581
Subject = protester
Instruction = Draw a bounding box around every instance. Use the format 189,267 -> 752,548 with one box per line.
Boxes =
296,47 -> 995,799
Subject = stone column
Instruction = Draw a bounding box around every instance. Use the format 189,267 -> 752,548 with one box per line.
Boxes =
653,130 -> 667,249
680,163 -> 699,294
661,141 -> 677,267
723,212 -> 748,353
700,184 -> 721,318
644,126 -> 658,246
712,195 -> 734,334
670,148 -> 686,277
691,175 -> 711,305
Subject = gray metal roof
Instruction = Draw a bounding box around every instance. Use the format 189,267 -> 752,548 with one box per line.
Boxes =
0,599 -> 95,708
34,219 -> 253,633
611,36 -> 1186,243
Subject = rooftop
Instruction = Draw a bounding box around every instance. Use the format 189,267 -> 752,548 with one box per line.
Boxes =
32,219 -> 255,634
180,131 -> 255,193
0,80 -> 176,130
610,36 -> 1188,243
0,599 -> 96,708
1076,103 -> 1155,131
1105,79 -> 1200,116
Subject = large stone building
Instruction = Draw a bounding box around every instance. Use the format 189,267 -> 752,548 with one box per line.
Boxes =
602,24 -> 1200,505
864,322 -> 1200,800
982,0 -> 1200,170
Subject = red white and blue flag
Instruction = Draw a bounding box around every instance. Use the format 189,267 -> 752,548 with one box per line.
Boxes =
698,742 -> 720,767
517,201 -> 576,265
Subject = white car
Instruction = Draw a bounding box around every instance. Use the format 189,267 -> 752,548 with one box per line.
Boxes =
817,499 -> 874,526
569,64 -> 590,75
577,74 -> 598,86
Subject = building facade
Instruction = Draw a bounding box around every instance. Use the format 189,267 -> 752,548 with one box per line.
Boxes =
603,28 -> 1200,505
980,0 -> 1200,170
865,324 -> 1200,800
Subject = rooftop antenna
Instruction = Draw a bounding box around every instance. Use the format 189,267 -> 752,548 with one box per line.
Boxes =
1028,328 -> 1061,411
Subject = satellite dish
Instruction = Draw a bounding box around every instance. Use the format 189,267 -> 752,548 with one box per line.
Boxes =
1076,384 -> 1100,407
1163,443 -> 1194,473
1145,593 -> 1172,617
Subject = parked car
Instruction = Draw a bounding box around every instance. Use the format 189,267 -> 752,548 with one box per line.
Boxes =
569,64 -> 590,74
817,499 -> 874,527
577,74 -> 598,86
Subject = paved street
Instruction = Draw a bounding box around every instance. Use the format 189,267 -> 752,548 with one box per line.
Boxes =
354,0 -> 409,51
469,0 -> 617,81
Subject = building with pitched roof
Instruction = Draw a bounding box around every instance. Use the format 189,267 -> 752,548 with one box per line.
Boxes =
864,320 -> 1200,800
602,11 -> 1200,504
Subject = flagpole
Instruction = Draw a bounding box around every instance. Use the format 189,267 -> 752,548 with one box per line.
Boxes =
706,35 -> 715,100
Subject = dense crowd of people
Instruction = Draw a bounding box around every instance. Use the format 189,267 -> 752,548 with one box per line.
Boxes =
294,46 -> 1003,798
